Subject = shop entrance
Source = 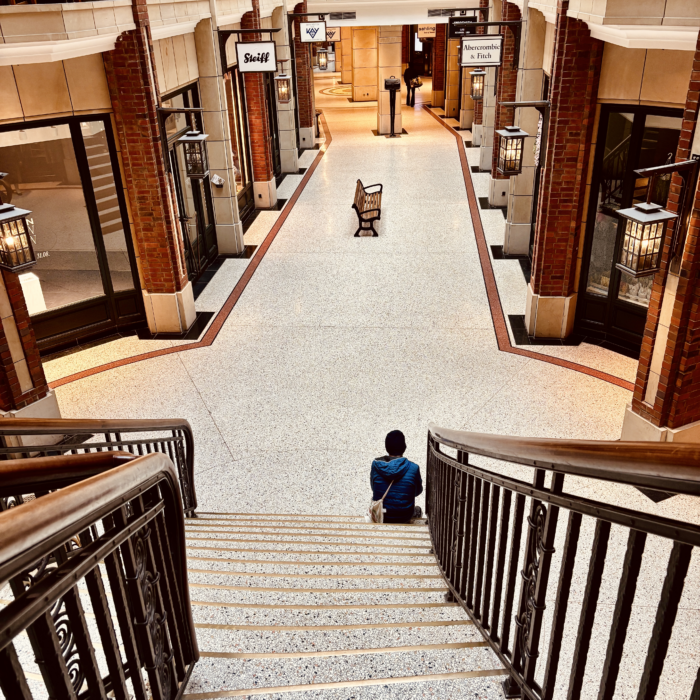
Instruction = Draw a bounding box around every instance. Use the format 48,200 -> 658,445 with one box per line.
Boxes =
0,117 -> 144,354
162,85 -> 217,282
225,67 -> 255,221
576,105 -> 683,352
264,72 -> 282,179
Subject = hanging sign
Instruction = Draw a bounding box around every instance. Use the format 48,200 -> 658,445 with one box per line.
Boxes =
449,16 -> 477,38
325,26 -> 341,42
300,21 -> 327,43
417,24 -> 437,38
460,35 -> 503,66
235,41 -> 277,72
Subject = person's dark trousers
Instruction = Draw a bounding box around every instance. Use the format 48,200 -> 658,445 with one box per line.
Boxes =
406,87 -> 411,106
409,87 -> 416,107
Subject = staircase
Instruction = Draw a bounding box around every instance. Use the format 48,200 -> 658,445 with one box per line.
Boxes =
181,512 -> 507,698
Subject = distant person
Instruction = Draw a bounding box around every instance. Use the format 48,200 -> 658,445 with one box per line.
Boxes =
403,66 -> 417,108
370,430 -> 423,523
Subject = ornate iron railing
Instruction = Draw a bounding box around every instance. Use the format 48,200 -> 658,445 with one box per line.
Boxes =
0,418 -> 197,517
426,424 -> 700,700
0,451 -> 199,699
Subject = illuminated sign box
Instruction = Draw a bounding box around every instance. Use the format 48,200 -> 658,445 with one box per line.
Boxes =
300,21 -> 327,43
235,41 -> 277,72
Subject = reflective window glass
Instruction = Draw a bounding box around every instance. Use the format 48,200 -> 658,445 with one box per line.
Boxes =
0,124 -> 104,314
80,121 -> 134,293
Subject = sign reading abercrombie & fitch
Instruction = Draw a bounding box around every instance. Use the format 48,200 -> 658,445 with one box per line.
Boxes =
235,40 -> 277,72
300,21 -> 327,43
460,35 -> 503,67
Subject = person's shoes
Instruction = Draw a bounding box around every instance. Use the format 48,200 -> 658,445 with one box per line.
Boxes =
413,505 -> 423,519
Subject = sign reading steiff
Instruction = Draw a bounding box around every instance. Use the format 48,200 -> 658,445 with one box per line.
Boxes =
460,35 -> 504,67
235,40 -> 277,72
300,21 -> 327,43
325,26 -> 341,42
417,24 -> 437,38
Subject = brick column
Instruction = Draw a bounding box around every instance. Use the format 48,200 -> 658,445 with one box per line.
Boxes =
621,34 -> 700,443
242,4 -> 277,208
0,271 -> 55,419
293,1 -> 316,149
503,6 -> 548,255
488,0 -> 521,207
103,1 -> 196,334
431,24 -> 447,109
525,1 -> 603,338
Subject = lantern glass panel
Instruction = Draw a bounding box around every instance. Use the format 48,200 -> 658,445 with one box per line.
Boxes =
0,208 -> 36,272
318,50 -> 328,70
183,139 -> 208,178
275,75 -> 291,104
470,71 -> 485,101
498,135 -> 523,175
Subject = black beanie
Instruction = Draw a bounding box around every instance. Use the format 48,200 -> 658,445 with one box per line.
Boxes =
385,430 -> 406,456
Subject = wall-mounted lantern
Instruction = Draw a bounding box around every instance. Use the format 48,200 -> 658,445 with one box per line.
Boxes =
616,202 -> 677,277
177,131 -> 209,179
495,125 -> 529,176
275,73 -> 292,103
0,203 -> 37,272
615,157 -> 700,276
469,69 -> 486,101
317,48 -> 328,70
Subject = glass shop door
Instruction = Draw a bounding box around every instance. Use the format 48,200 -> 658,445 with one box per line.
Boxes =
264,72 -> 282,179
576,106 -> 683,351
169,145 -> 217,282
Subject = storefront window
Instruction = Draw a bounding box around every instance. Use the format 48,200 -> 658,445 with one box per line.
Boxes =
80,121 -> 135,293
0,124 -> 104,314
225,70 -> 253,194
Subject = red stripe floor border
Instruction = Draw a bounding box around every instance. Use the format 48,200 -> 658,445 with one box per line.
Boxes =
49,116 -> 334,389
422,106 -> 634,392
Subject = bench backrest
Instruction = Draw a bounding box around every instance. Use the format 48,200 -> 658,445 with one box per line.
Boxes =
354,179 -> 366,210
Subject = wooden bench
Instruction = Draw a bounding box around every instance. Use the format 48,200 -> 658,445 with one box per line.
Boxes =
352,179 -> 383,237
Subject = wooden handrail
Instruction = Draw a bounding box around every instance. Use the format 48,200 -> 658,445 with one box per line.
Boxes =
0,451 -> 134,493
428,423 -> 700,496
0,452 -> 199,690
0,417 -> 193,435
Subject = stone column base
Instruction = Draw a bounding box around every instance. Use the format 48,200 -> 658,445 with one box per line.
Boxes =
431,89 -> 444,108
504,221 -> 531,256
472,123 -> 483,146
216,222 -> 245,255
524,283 -> 577,338
299,127 -> 315,150
0,389 -> 62,448
254,178 -> 278,209
460,108 -> 474,130
621,404 -> 700,443
143,281 -> 196,334
489,176 -> 509,208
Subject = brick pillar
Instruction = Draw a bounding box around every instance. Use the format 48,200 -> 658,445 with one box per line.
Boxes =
0,271 -> 53,417
103,1 -> 196,334
402,25 -> 410,66
472,0 -> 491,145
525,1 -> 603,338
488,0 -> 521,206
241,4 -> 277,208
431,24 -> 447,109
621,35 -> 700,442
293,1 -> 316,150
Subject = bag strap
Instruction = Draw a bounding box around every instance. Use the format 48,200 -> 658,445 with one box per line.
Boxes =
381,481 -> 394,501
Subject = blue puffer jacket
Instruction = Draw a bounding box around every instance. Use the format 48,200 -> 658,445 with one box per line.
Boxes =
370,456 -> 423,522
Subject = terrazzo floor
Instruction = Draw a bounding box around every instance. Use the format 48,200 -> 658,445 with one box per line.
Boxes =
39,74 -> 700,699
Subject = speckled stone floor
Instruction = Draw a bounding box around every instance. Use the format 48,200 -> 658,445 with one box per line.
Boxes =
41,75 -> 700,699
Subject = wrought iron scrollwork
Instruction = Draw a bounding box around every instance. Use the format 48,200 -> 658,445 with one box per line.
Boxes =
130,526 -> 174,698
52,597 -> 85,693
515,502 -> 554,668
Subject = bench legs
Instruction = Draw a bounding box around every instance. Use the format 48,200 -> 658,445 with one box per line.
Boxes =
354,220 -> 379,237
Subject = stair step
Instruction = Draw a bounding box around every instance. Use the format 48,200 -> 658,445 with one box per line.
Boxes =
191,606 -> 466,627
187,545 -> 433,557
195,620 -> 471,632
189,587 -> 450,606
200,641 -> 488,659
193,515 -> 427,527
195,624 -> 485,654
183,649 -> 503,697
187,554 -> 437,568
192,601 -> 456,611
188,569 -> 442,582
186,534 -> 432,549
185,523 -> 429,536
186,531 -> 431,544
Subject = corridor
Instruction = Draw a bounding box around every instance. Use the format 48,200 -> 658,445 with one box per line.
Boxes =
48,74 -> 662,518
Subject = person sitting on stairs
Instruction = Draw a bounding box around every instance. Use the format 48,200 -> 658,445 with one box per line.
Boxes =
370,430 -> 423,523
